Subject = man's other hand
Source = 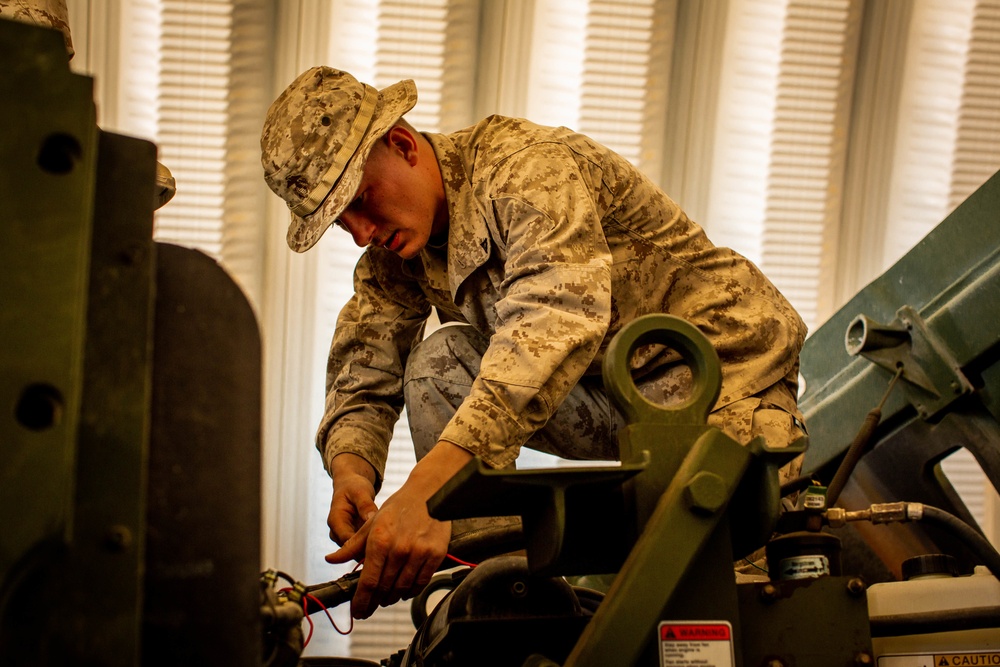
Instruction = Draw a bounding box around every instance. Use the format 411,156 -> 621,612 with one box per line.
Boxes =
325,442 -> 474,619
328,453 -> 379,547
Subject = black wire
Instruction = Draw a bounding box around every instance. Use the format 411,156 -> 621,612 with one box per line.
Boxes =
303,571 -> 361,611
274,570 -> 297,586
571,586 -> 605,615
919,505 -> 1000,582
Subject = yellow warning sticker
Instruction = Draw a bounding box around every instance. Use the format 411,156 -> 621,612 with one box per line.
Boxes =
878,653 -> 1000,667
934,656 -> 1000,666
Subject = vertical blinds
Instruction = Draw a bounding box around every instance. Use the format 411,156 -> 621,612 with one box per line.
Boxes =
581,0 -> 671,179
764,0 -> 862,329
528,0 -> 671,179
154,1 -> 231,257
950,0 -> 1000,209
117,0 -> 161,142
376,0 -> 479,132
220,1 -> 271,304
119,0 -> 269,307
882,0 -> 977,271
709,0 -> 862,332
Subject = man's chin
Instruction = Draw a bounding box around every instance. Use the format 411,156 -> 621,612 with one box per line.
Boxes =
396,245 -> 420,260
397,237 -> 430,260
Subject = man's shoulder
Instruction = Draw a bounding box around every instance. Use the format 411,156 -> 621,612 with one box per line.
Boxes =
454,116 -> 583,157
457,114 -> 551,139
452,116 -> 605,185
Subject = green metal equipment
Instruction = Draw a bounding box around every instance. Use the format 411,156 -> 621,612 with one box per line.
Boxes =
5,13 -> 1000,667
1,17 -> 263,667
421,315 -> 870,667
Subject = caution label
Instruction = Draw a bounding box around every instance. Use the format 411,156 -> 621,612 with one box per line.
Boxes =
878,653 -> 1000,667
935,655 -> 1000,666
659,621 -> 734,667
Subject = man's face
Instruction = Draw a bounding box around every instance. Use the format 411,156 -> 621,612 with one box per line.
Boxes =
335,129 -> 443,260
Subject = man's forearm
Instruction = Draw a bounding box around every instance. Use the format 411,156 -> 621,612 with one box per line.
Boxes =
331,451 -> 378,486
402,440 -> 475,498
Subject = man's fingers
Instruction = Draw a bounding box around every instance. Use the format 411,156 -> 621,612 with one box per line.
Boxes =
378,553 -> 423,608
409,557 -> 442,598
388,546 -> 440,597
355,497 -> 378,522
327,513 -> 356,545
325,516 -> 373,565
328,492 -> 379,544
355,539 -> 447,616
352,538 -> 392,619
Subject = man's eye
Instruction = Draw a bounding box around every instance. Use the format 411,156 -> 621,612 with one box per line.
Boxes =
349,193 -> 365,210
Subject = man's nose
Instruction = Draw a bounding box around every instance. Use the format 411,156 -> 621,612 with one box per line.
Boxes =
339,214 -> 375,247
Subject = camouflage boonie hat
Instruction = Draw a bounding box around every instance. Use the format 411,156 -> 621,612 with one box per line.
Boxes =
261,67 -> 417,252
0,0 -> 75,58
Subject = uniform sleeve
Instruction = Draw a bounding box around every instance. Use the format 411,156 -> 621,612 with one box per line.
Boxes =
316,251 -> 431,486
437,143 -> 613,468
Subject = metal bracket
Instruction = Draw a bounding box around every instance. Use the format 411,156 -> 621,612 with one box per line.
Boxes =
845,305 -> 973,419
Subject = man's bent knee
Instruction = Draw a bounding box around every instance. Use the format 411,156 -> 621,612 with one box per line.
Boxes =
404,324 -> 487,387
404,325 -> 489,460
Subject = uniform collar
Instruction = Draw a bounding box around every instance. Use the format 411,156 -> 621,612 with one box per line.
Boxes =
424,131 -> 491,295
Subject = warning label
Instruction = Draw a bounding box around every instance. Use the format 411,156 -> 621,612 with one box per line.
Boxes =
878,653 -> 1000,667
659,621 -> 734,667
934,655 -> 1000,666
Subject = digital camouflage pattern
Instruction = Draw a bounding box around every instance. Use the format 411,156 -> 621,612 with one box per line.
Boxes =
0,0 -> 73,57
316,116 -> 807,485
260,67 -> 417,252
402,324 -> 804,483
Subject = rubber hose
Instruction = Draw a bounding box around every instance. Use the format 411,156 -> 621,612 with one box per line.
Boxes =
920,504 -> 1000,582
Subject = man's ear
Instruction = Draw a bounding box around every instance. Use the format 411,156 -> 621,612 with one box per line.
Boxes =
384,124 -> 419,166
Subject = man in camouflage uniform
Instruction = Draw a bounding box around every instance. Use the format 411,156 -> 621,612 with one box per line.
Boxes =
0,0 -> 73,57
261,67 -> 807,619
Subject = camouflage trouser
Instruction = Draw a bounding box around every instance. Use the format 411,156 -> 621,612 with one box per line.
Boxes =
403,324 -> 805,483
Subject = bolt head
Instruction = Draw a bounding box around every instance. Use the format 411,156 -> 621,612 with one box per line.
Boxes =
684,471 -> 727,514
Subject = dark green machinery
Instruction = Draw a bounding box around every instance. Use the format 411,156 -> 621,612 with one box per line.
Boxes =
5,13 -> 1000,667
414,315 -> 867,667
1,17 -> 262,666
799,169 -> 1000,582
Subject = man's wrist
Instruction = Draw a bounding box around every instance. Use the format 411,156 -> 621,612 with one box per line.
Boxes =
404,441 -> 475,497
331,452 -> 377,486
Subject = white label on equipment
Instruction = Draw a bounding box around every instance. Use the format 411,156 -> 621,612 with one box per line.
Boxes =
779,555 -> 830,580
878,652 -> 1000,666
659,621 -> 734,667
803,493 -> 826,509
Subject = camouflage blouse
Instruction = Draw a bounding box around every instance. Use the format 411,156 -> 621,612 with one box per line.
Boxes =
316,116 -> 806,483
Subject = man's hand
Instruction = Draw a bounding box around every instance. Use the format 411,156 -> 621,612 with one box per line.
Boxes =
328,453 -> 380,547
325,442 -> 474,619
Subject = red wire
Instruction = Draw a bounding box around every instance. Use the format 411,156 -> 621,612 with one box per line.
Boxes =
301,595 -> 315,647
279,586 -> 318,646
445,553 -> 477,568
305,592 -> 354,635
